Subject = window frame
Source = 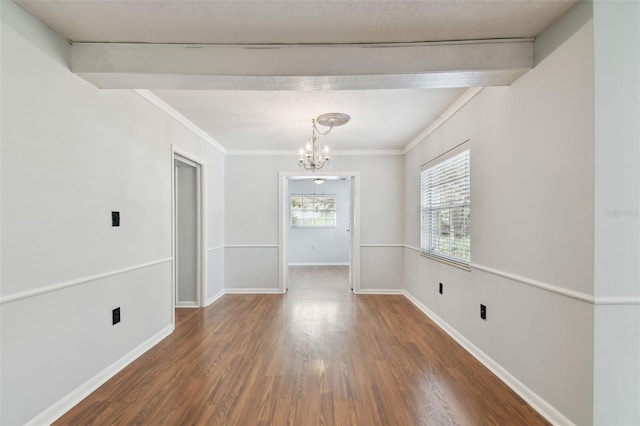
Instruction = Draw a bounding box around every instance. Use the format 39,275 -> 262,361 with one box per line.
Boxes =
290,194 -> 337,229
420,141 -> 471,270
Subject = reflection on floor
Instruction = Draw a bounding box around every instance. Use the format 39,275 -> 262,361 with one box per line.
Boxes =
288,264 -> 350,292
55,265 -> 547,425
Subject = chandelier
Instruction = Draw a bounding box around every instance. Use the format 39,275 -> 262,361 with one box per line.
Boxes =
298,113 -> 350,171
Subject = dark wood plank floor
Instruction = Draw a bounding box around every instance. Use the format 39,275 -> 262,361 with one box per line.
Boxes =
55,266 -> 548,425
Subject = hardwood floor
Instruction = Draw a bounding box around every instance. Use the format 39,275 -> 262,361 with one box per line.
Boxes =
55,266 -> 548,425
175,307 -> 198,326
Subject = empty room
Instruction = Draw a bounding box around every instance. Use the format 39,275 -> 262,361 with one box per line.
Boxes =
1,1 -> 638,425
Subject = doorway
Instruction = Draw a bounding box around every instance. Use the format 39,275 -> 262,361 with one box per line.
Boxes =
172,148 -> 207,329
279,171 -> 360,293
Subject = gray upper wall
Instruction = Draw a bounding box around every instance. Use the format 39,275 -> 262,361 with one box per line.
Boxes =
535,0 -> 593,66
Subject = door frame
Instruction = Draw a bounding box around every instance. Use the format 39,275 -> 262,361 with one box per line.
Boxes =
278,171 -> 361,293
171,146 -> 207,330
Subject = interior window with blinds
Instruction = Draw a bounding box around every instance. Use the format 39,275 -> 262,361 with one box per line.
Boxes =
421,146 -> 470,268
291,195 -> 337,228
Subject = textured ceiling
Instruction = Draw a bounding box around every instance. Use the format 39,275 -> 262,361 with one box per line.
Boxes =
16,0 -> 577,151
152,89 -> 467,150
17,1 -> 576,44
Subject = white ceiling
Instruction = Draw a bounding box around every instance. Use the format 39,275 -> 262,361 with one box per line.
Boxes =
17,0 -> 577,152
153,88 -> 467,151
17,1 -> 576,44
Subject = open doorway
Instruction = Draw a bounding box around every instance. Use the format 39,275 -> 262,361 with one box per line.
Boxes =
172,148 -> 207,329
279,172 -> 360,293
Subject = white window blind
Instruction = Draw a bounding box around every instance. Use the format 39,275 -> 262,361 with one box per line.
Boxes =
291,195 -> 337,228
421,147 -> 470,267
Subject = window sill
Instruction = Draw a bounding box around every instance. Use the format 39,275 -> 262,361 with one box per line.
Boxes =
290,226 -> 337,230
420,252 -> 471,272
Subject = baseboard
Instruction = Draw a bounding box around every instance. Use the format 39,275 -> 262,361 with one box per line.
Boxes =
205,289 -> 225,306
175,301 -> 198,308
287,263 -> 349,266
26,324 -> 173,426
356,289 -> 404,295
401,290 -> 573,426
224,288 -> 284,294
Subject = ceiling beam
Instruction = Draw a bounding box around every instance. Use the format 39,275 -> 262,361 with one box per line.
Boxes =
71,39 -> 533,90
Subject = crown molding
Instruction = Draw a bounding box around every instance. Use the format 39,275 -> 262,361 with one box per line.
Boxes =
134,89 -> 226,155
403,87 -> 484,154
225,149 -> 403,156
332,149 -> 404,156
225,150 -> 298,156
134,88 -> 483,158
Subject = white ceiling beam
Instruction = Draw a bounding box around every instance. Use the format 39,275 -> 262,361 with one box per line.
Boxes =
71,39 -> 533,90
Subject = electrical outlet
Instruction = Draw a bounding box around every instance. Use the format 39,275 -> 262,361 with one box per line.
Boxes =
111,211 -> 120,227
439,282 -> 443,294
480,304 -> 487,320
112,307 -> 121,325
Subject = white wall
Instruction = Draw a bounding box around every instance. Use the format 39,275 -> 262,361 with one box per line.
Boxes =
287,179 -> 350,265
206,147 -> 225,302
176,161 -> 197,305
592,1 -> 640,423
403,6 -> 595,425
225,154 -> 404,291
0,2 -> 225,423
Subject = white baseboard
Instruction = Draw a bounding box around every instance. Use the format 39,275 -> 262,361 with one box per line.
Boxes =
26,325 -> 173,426
288,262 -> 349,266
175,301 -> 198,308
401,290 -> 573,426
205,289 -> 225,306
356,289 -> 404,295
224,288 -> 284,294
